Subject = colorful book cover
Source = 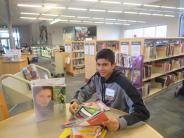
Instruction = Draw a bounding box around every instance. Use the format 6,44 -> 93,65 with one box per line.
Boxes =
59,126 -> 107,138
31,78 -> 66,122
62,102 -> 109,128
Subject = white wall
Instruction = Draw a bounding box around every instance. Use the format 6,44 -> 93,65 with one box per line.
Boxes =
97,25 -> 121,40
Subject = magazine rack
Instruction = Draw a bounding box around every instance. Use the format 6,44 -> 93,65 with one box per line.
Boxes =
0,64 -> 52,113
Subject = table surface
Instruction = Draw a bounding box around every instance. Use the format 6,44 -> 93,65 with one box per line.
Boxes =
0,104 -> 164,138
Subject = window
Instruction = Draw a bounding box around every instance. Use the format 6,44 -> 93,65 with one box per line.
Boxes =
133,28 -> 143,37
124,30 -> 133,38
156,25 -> 167,38
143,27 -> 155,37
123,25 -> 167,38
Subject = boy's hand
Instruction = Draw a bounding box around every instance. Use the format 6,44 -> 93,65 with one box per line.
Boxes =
69,101 -> 79,114
103,116 -> 120,132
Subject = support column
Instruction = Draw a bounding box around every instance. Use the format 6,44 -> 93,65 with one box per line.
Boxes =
5,0 -> 15,49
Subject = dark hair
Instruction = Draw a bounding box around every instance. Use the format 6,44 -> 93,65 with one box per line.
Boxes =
33,86 -> 54,100
96,48 -> 115,64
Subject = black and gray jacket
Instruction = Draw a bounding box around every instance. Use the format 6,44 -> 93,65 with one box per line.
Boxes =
72,69 -> 150,129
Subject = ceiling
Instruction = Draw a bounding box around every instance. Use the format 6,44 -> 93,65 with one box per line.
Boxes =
0,0 -> 182,27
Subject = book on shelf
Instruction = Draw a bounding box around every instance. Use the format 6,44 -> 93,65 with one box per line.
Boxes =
144,46 -> 157,60
155,73 -> 178,88
96,41 -> 119,52
72,42 -> 84,51
143,64 -> 152,79
156,45 -> 167,58
142,82 -> 151,97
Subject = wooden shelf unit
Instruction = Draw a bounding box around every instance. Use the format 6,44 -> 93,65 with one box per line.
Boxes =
83,38 -> 184,99
64,41 -> 85,76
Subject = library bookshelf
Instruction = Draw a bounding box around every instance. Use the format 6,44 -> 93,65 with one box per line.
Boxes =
64,41 -> 85,76
84,38 -> 184,99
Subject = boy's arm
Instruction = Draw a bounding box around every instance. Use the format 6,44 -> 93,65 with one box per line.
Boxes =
71,75 -> 97,103
117,77 -> 150,129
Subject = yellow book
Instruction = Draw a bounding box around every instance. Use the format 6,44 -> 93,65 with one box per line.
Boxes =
59,127 -> 107,138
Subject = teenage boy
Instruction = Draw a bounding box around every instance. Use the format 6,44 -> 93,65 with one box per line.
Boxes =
69,49 -> 150,131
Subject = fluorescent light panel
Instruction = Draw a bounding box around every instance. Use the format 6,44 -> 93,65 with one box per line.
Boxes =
17,4 -> 42,8
139,12 -> 151,15
68,7 -> 87,11
161,6 -> 176,9
61,15 -> 75,18
42,14 -> 58,16
70,20 -> 82,22
44,5 -> 66,9
100,1 -> 121,4
105,18 -> 116,21
93,17 -> 104,20
21,12 -> 40,15
108,10 -> 122,13
144,4 -> 160,8
39,18 -> 53,20
123,2 -> 141,6
20,17 -> 37,19
164,15 -> 175,17
89,9 -> 106,12
77,0 -> 98,2
77,16 -> 90,19
124,11 -> 138,14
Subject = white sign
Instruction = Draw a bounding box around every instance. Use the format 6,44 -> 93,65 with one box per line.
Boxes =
89,45 -> 95,56
131,42 -> 141,56
84,45 -> 89,55
120,42 -> 129,55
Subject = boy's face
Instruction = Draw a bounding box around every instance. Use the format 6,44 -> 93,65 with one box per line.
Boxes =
36,89 -> 52,107
96,59 -> 115,78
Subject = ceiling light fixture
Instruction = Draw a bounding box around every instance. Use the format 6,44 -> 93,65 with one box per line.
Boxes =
68,7 -> 87,11
93,17 -> 104,20
77,16 -> 90,19
50,19 -> 61,24
105,18 -> 116,21
139,12 -> 151,15
123,2 -> 141,6
20,17 -> 37,20
100,1 -> 121,4
94,21 -> 104,24
44,5 -> 66,9
164,14 -> 175,17
77,0 -> 98,2
107,10 -> 122,13
42,14 -> 58,17
105,22 -> 114,25
89,9 -> 106,12
152,13 -> 164,16
143,4 -> 161,8
70,20 -> 82,23
17,4 -> 42,8
122,23 -> 131,26
61,15 -> 76,18
83,21 -> 93,23
124,11 -> 138,14
20,12 -> 40,15
161,6 -> 176,9
177,7 -> 184,10
39,18 -> 53,21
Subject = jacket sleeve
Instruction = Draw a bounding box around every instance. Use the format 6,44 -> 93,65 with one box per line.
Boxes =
117,76 -> 150,129
71,75 -> 96,103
